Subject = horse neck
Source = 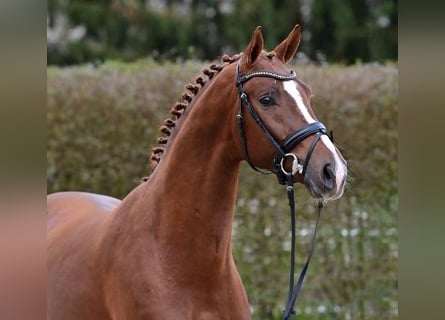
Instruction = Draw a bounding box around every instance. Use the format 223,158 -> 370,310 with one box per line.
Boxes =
129,66 -> 242,270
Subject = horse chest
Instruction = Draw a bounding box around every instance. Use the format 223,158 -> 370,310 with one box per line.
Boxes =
104,281 -> 251,320
105,262 -> 251,319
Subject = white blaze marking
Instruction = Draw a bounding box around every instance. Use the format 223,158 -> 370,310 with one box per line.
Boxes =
283,81 -> 315,123
321,135 -> 347,190
283,80 -> 347,191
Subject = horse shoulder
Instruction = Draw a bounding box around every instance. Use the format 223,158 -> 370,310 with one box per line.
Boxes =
47,191 -> 121,279
47,191 -> 121,320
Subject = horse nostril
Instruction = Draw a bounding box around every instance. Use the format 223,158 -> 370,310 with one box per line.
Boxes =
322,164 -> 336,191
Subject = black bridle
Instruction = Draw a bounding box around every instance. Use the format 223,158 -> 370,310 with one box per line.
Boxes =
235,61 -> 329,319
235,62 -> 329,185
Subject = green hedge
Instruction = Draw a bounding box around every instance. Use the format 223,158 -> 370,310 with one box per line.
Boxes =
48,1 -> 397,65
47,60 -> 397,319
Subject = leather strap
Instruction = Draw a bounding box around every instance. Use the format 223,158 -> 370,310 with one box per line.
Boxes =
281,122 -> 327,151
282,181 -> 323,320
235,62 -> 329,184
235,60 -> 327,319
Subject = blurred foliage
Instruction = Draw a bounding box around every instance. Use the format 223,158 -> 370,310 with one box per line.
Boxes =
47,0 -> 397,65
47,60 -> 397,319
310,0 -> 397,63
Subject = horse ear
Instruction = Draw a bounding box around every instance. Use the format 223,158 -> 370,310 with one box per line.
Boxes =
241,26 -> 264,70
273,24 -> 301,63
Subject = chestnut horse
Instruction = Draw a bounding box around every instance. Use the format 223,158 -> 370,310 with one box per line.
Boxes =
47,25 -> 347,319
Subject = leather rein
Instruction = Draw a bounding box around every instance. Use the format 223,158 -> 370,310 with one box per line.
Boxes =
235,61 -> 330,319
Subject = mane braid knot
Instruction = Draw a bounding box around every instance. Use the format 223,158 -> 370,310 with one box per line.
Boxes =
147,54 -> 241,174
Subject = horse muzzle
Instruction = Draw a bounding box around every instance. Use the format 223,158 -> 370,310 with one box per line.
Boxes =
304,158 -> 347,201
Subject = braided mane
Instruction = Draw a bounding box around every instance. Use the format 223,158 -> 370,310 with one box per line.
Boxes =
142,53 -> 241,181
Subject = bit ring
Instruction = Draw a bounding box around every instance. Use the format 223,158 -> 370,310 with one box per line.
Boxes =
280,153 -> 303,176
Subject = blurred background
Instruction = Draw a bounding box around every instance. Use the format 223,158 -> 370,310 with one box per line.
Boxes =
47,0 -> 397,65
47,1 -> 398,319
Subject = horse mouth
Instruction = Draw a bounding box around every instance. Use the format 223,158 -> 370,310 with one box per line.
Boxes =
303,169 -> 347,201
304,182 -> 344,201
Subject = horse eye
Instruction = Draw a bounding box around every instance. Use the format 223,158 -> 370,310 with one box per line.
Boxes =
259,95 -> 274,106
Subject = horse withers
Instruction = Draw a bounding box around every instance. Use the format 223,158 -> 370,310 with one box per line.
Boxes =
47,25 -> 347,320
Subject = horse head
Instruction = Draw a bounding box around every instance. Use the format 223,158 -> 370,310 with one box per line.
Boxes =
235,25 -> 347,200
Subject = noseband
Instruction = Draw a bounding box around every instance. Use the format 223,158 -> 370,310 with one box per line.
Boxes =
235,61 -> 330,319
235,62 -> 329,185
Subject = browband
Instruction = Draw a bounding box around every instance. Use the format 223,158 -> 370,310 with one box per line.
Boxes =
237,70 -> 297,86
